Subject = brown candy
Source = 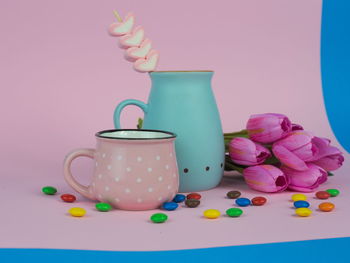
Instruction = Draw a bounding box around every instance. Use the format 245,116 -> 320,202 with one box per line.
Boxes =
226,190 -> 241,199
185,199 -> 200,208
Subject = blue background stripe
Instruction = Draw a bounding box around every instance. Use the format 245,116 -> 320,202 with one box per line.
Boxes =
1,237 -> 350,263
321,0 -> 350,152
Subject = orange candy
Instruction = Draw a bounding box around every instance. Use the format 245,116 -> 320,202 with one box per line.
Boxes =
319,202 -> 335,212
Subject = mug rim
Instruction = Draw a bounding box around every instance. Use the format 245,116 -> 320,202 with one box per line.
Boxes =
95,129 -> 177,140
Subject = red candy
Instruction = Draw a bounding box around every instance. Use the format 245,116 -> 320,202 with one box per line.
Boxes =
315,191 -> 330,200
187,193 -> 201,200
61,194 -> 76,203
251,196 -> 267,206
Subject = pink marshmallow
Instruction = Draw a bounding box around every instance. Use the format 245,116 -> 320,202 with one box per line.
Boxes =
125,39 -> 152,61
108,13 -> 135,36
133,50 -> 159,72
119,26 -> 145,48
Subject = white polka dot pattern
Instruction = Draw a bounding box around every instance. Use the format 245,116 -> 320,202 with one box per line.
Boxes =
91,141 -> 178,210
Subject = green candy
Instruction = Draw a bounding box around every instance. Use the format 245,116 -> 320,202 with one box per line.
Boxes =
42,186 -> 57,195
226,208 -> 243,217
326,189 -> 340,197
327,172 -> 334,176
150,213 -> 168,223
95,202 -> 112,212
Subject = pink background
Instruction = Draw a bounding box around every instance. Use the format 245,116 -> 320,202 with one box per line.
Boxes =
1,0 -> 349,251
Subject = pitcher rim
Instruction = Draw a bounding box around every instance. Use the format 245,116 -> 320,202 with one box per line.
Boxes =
150,70 -> 213,73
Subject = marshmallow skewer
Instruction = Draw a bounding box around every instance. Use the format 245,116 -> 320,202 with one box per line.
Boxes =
113,10 -> 123,22
108,10 -> 159,73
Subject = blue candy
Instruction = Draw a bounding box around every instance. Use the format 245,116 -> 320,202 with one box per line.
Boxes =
235,198 -> 251,207
294,200 -> 310,208
172,194 -> 186,203
162,202 -> 179,211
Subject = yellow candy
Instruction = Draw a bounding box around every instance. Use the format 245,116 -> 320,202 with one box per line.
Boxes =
69,207 -> 86,217
292,194 -> 307,202
203,209 -> 221,219
295,208 -> 312,217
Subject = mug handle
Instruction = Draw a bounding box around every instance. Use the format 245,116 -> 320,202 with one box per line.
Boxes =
63,148 -> 96,200
113,99 -> 148,128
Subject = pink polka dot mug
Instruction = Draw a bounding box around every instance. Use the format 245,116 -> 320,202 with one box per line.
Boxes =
63,129 -> 179,210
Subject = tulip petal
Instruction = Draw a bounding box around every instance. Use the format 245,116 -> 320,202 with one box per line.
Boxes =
243,165 -> 289,192
292,142 -> 318,161
229,137 -> 270,166
310,136 -> 343,161
247,113 -> 291,143
273,145 -> 308,171
275,131 -> 313,150
291,124 -> 304,131
282,164 -> 327,192
312,154 -> 344,171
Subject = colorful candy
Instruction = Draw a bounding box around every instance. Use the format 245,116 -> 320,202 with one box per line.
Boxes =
150,213 -> 168,223
69,207 -> 86,217
315,191 -> 331,200
187,193 -> 201,200
203,209 -> 221,219
226,208 -> 243,217
295,208 -> 312,217
235,198 -> 251,207
291,194 -> 307,202
293,200 -> 310,208
60,194 -> 76,203
185,199 -> 200,208
319,202 -> 335,212
172,194 -> 186,203
42,186 -> 57,195
326,189 -> 340,197
162,202 -> 178,211
251,196 -> 267,206
96,202 -> 112,212
226,191 -> 241,199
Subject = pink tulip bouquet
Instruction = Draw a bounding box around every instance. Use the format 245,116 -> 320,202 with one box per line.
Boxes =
224,113 -> 344,193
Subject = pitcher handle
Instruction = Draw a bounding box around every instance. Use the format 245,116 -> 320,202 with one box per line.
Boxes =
63,148 -> 96,200
113,99 -> 148,128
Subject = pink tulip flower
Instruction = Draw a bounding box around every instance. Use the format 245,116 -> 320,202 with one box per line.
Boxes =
281,163 -> 327,192
291,123 -> 304,131
308,137 -> 344,171
272,131 -> 318,171
229,137 -> 271,166
243,165 -> 290,193
246,113 -> 292,143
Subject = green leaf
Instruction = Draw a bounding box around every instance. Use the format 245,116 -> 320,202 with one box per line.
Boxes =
137,118 -> 143,129
327,171 -> 334,176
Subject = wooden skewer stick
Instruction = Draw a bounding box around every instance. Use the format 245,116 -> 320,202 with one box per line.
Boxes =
113,10 -> 123,22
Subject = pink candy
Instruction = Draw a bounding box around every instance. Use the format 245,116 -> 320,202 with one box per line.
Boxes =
108,11 -> 159,72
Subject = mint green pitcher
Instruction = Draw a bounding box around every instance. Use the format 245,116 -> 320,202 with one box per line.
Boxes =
114,71 -> 224,192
